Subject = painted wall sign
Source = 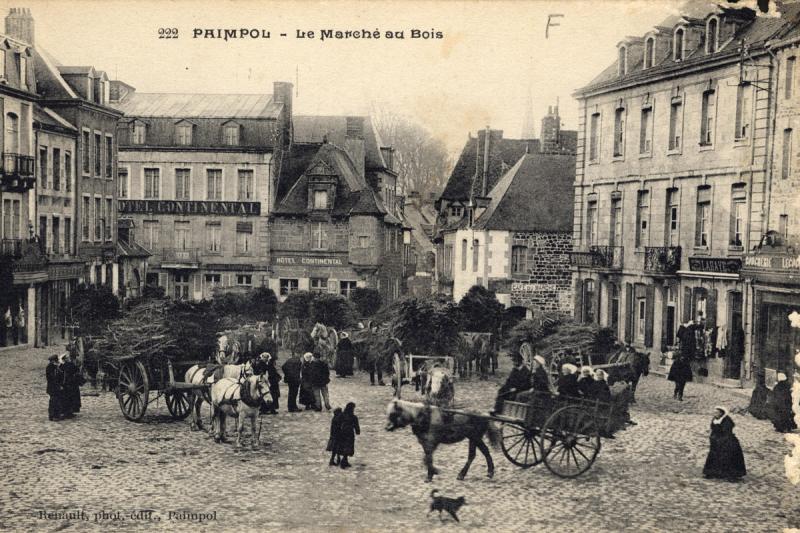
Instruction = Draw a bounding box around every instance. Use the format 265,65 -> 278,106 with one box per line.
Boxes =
688,257 -> 742,274
743,254 -> 800,271
118,200 -> 260,216
272,255 -> 345,267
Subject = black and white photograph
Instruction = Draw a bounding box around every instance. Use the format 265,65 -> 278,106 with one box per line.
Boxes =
1,0 -> 799,531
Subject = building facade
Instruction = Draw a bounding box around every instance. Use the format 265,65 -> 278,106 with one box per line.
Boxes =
571,5 -> 799,385
110,82 -> 291,300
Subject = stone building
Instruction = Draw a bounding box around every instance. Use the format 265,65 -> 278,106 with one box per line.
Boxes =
110,82 -> 292,300
571,4 -> 800,385
402,191 -> 437,297
269,115 -> 405,303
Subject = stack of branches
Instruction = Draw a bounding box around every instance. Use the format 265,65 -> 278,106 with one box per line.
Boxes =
534,322 -> 619,364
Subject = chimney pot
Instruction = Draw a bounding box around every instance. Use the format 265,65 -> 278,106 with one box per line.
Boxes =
5,7 -> 35,45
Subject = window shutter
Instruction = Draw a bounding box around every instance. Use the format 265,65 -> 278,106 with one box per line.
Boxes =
706,288 -> 717,328
624,283 -> 633,343
593,282 -> 601,325
574,279 -> 584,323
683,286 -> 692,322
644,285 -> 655,348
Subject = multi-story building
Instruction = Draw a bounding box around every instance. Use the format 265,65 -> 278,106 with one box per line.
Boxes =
269,115 -> 405,303
0,13 -> 39,348
571,4 -> 799,385
402,190 -> 437,297
110,82 -> 292,300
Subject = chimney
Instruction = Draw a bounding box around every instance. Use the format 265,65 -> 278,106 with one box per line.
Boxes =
380,146 -> 394,171
5,8 -> 34,45
482,126 -> 491,197
272,81 -> 293,146
344,116 -> 366,180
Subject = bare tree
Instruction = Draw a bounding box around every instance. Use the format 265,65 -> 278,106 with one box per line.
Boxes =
371,104 -> 453,199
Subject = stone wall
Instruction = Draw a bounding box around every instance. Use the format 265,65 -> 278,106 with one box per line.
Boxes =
509,231 -> 572,314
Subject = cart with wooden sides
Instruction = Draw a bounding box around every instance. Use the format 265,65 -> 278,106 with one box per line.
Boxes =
490,390 -> 620,478
392,353 -> 455,394
115,355 -> 211,422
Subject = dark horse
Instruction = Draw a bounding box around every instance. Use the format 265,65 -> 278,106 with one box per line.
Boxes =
604,345 -> 650,402
385,399 -> 499,482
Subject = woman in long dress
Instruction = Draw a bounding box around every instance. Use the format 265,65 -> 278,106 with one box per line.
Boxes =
299,352 -> 316,410
703,406 -> 746,480
335,333 -> 355,377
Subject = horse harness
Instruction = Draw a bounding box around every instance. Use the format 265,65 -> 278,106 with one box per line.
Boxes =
217,379 -> 262,409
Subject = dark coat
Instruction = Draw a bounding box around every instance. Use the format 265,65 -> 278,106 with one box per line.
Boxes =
299,360 -> 315,406
251,358 -> 269,376
61,360 -> 82,414
282,357 -> 302,384
335,338 -> 355,377
703,416 -> 746,479
557,373 -> 580,398
46,362 -> 62,395
577,376 -> 595,398
266,361 -> 281,396
677,325 -> 695,359
593,380 -> 612,403
531,366 -> 550,392
326,411 -> 342,453
336,412 -> 360,457
499,365 -> 531,396
768,380 -> 797,432
310,359 -> 330,388
668,356 -> 693,383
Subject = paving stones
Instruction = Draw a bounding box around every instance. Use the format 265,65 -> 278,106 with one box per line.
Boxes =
0,345 -> 794,531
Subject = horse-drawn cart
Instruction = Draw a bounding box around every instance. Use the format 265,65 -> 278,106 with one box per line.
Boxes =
115,355 -> 211,422
491,390 -> 620,478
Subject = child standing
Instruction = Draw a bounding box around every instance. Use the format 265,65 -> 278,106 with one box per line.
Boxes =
337,402 -> 360,469
326,407 -> 343,466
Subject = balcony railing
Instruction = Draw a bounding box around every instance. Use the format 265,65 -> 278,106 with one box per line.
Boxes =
1,153 -> 36,191
0,239 -> 24,257
569,245 -> 623,270
160,247 -> 201,267
643,246 -> 682,275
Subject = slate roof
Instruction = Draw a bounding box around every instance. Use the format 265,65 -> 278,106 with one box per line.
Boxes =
293,115 -> 388,170
472,152 -> 576,233
402,202 -> 436,254
33,105 -> 76,131
111,93 -> 282,119
576,2 -> 800,96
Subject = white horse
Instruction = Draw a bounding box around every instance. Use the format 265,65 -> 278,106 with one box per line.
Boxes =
210,373 -> 269,449
216,333 -> 242,365
184,361 -> 253,432
424,366 -> 455,407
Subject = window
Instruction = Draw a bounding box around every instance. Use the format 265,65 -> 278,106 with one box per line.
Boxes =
310,278 -> 328,293
174,221 -> 191,250
174,273 -> 190,300
118,167 -> 128,198
583,279 -> 596,324
311,222 -> 327,250
666,188 -> 679,247
450,206 -> 463,218
780,214 -> 789,239
81,196 -> 90,240
707,18 -> 718,54
280,279 -> 299,296
358,235 -> 370,248
674,28 -> 684,61
19,55 -> 27,90
589,113 -> 600,162
176,123 -> 193,145
644,37 -> 655,69
609,283 -> 620,331
613,107 -> 625,157
787,57 -> 796,100
668,99 -> 682,151
64,218 -> 71,254
94,133 -> 102,176
735,84 -> 752,139
636,298 -> 647,341
94,197 -> 102,241
236,222 -> 253,255
82,131 -> 90,174
206,169 -> 222,200
105,137 -> 113,178
783,128 -> 793,180
205,223 -> 221,253
640,107 -> 652,154
144,168 -> 160,199
238,170 -> 254,201
105,198 -> 112,240
142,220 -> 159,250
699,90 -> 716,146
39,147 -> 47,188
444,244 -> 454,277
132,122 -> 146,144
64,152 -> 72,192
610,197 -> 622,247
511,245 -> 527,275
175,169 -> 191,200
52,217 -> 60,254
205,274 -> 221,296
695,186 -> 711,247
224,124 -> 239,146
730,186 -> 747,247
51,148 -> 61,191
472,239 -> 479,272
636,190 -> 649,248
618,46 -> 627,76
461,239 -> 468,271
340,280 -> 357,298
586,200 -> 598,245
237,274 -> 252,287
39,216 -> 47,252
313,189 -> 328,209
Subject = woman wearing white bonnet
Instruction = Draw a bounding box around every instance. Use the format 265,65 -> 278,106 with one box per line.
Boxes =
703,405 -> 746,480
769,371 -> 796,433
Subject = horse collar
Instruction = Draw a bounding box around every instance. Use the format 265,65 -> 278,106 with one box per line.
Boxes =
239,381 -> 261,408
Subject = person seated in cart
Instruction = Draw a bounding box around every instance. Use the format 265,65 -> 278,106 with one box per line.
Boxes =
491,353 -> 530,414
514,355 -> 553,404
556,363 -> 580,398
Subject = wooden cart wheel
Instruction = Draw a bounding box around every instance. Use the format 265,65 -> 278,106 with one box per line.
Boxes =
500,423 -> 542,468
540,405 -> 600,478
165,390 -> 192,420
117,360 -> 149,422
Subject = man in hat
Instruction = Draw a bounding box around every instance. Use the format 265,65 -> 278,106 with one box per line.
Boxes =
46,354 -> 64,421
492,353 -> 530,414
281,351 -> 303,412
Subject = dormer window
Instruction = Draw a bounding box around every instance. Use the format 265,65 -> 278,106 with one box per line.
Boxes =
706,17 -> 719,54
674,28 -> 685,61
175,122 -> 193,146
313,190 -> 329,210
132,121 -> 146,144
644,37 -> 655,69
223,123 -> 240,146
618,46 -> 628,76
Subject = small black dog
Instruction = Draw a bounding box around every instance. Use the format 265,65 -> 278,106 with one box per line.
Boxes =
428,489 -> 466,522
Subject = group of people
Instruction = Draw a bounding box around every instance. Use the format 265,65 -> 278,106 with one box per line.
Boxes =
261,351 -> 333,413
326,402 -> 360,468
45,353 -> 84,421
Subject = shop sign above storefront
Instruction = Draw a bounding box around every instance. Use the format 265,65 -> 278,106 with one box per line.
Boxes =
688,257 -> 742,274
271,255 -> 345,267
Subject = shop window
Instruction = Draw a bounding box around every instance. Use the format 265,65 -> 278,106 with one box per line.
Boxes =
280,279 -> 299,296
310,278 -> 328,293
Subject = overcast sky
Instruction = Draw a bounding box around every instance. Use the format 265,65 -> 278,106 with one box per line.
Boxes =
20,0 -> 689,154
